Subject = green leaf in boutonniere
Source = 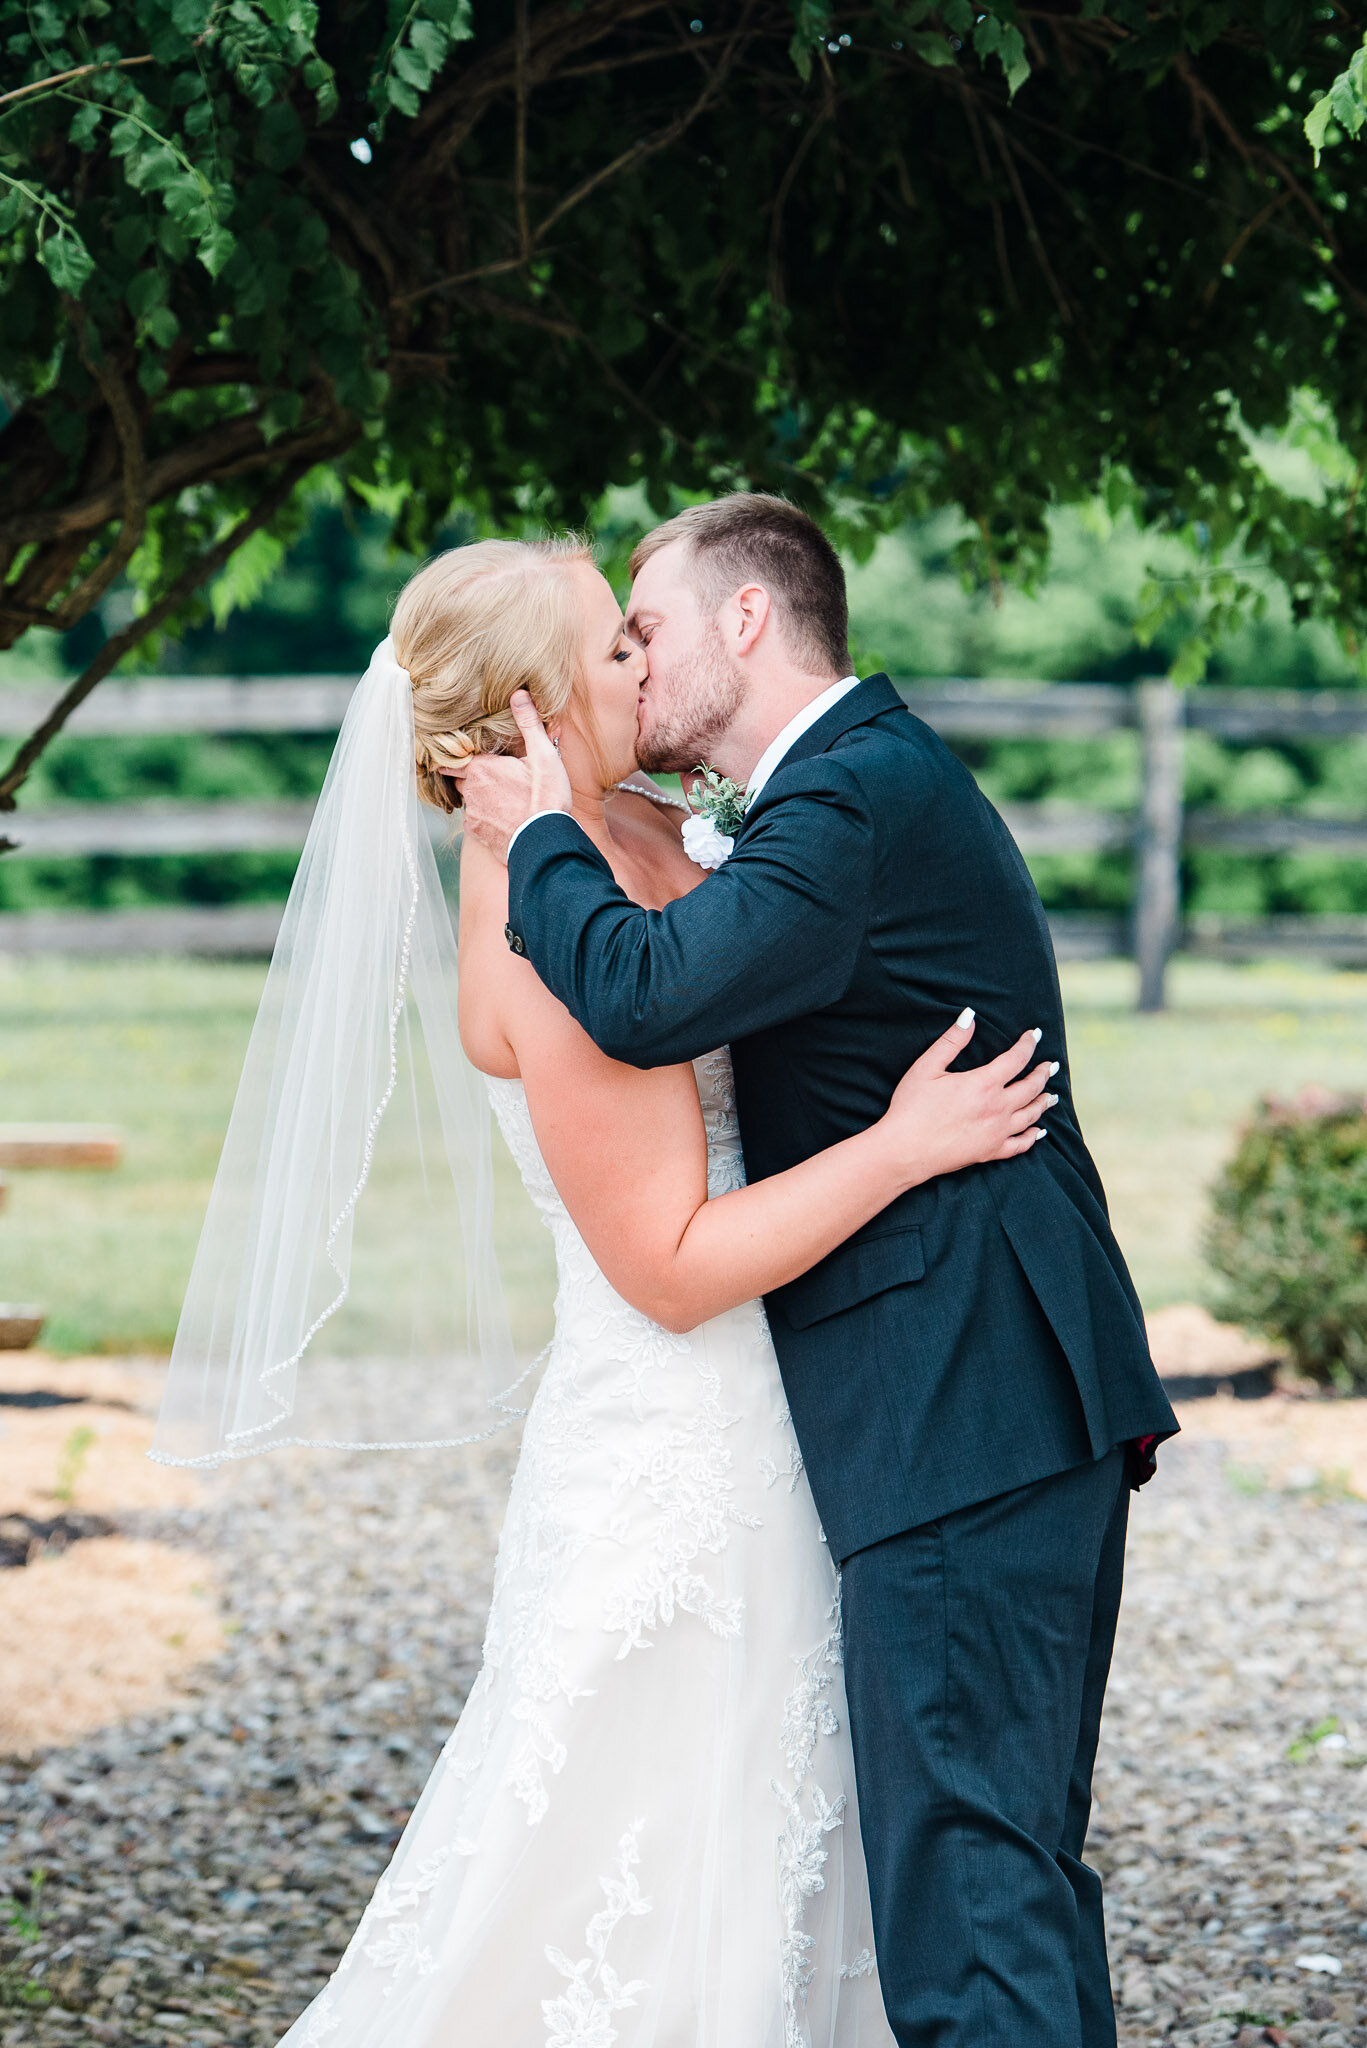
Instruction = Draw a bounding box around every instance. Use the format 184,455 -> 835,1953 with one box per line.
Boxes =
689,764 -> 751,837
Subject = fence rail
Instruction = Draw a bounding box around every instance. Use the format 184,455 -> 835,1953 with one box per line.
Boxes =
3,673 -> 1365,1005
4,901 -> 1364,969
7,801 -> 322,858
14,797 -> 1360,862
7,675 -> 1367,740
0,677 -> 357,736
902,680 -> 1367,740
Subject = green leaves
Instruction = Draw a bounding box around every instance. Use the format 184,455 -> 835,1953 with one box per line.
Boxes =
688,764 -> 752,835
4,0 -> 1367,708
0,169 -> 96,295
66,100 -> 104,150
122,262 -> 181,348
787,0 -> 832,79
198,223 -> 237,277
38,227 -> 95,294
1305,34 -> 1367,163
1288,1715 -> 1344,1761
209,523 -> 288,626
971,11 -> 1029,96
372,0 -> 471,122
1208,1094 -> 1367,1390
125,267 -> 167,320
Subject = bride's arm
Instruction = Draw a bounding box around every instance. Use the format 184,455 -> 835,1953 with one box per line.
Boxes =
511,993 -> 1051,1336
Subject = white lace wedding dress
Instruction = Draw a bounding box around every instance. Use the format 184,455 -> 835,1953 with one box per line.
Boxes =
280,1050 -> 893,2048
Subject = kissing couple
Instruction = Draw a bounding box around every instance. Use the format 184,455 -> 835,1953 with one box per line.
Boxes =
158,492 -> 1177,2046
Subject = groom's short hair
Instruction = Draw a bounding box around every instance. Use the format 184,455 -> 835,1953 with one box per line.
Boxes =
630,494 -> 851,677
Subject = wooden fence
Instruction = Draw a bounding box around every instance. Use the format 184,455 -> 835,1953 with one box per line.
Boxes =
1,674 -> 1365,1009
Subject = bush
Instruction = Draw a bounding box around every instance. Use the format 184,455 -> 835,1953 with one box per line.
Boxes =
1206,1087 -> 1367,1391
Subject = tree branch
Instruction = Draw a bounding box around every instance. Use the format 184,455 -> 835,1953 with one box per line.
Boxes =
298,159 -> 398,297
398,0 -> 668,203
455,286 -> 580,339
0,406 -> 338,547
960,87 -> 1020,314
767,79 -> 835,311
531,24 -> 747,247
0,55 -> 154,111
986,111 -> 1074,326
515,0 -> 531,259
0,456 -> 326,828
397,14 -> 751,311
1202,191 -> 1290,305
555,33 -> 736,78
44,334 -> 149,631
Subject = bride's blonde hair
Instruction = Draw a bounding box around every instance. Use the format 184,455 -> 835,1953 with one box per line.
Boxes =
393,537 -> 595,814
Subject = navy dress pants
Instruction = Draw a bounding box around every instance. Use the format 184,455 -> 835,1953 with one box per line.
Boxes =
840,1447 -> 1130,2048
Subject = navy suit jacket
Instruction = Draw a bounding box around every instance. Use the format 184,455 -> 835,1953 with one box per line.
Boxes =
506,675 -> 1177,1560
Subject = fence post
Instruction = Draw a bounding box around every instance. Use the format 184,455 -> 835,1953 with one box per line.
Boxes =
1134,676 -> 1184,1012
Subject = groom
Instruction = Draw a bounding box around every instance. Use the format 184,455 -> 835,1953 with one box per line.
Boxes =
458,493 -> 1177,2046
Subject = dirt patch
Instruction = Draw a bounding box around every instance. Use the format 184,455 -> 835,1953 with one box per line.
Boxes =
0,1395 -> 197,1523
0,1351 -> 166,1407
1145,1301 -> 1282,1378
0,1351 -> 192,1527
0,1536 -> 222,1755
0,1352 -> 219,1755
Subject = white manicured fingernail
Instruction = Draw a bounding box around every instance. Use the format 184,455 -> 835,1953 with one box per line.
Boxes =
1037,1126 -> 1048,1137
1032,1028 -> 1043,1043
1046,1094 -> 1059,1107
956,1007 -> 975,1029
1049,1061 -> 1060,1077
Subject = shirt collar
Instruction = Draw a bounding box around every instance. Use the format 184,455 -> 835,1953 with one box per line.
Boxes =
746,676 -> 860,803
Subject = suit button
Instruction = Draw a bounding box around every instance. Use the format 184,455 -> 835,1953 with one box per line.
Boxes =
504,923 -> 526,956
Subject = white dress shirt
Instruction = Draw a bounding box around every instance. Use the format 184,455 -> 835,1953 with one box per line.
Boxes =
507,673 -> 862,859
744,675 -> 860,802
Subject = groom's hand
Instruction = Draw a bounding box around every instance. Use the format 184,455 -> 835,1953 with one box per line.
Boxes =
454,690 -> 572,864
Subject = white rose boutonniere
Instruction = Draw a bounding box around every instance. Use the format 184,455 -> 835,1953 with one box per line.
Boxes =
682,765 -> 751,871
681,813 -> 734,870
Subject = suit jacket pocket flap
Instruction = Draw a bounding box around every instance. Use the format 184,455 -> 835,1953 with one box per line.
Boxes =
771,1224 -> 925,1331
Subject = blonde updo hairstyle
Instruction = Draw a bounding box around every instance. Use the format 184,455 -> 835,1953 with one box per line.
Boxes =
393,536 -> 596,815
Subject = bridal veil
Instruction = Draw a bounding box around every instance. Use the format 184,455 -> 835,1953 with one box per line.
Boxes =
152,637 -> 523,1468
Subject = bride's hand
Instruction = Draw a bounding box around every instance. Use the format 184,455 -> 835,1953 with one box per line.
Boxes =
876,1009 -> 1055,1187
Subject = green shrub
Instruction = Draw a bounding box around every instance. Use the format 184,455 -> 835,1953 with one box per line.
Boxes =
1206,1087 -> 1367,1391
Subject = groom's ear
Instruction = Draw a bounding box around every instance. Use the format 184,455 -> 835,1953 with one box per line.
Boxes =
728,582 -> 772,655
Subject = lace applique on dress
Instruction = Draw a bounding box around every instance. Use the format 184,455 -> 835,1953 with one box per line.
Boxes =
774,1597 -> 855,2046
541,1820 -> 652,2047
600,1341 -> 757,1656
487,1058 -> 759,1673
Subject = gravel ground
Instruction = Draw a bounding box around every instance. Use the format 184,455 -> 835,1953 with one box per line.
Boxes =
2,1427 -> 1365,2048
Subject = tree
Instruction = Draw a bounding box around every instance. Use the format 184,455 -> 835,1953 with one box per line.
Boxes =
2,0 -> 1367,832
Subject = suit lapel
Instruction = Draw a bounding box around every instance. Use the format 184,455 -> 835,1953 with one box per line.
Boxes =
777,673 -> 903,770
737,674 -> 904,838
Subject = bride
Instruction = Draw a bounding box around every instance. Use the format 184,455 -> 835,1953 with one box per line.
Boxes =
159,536 -> 1051,2048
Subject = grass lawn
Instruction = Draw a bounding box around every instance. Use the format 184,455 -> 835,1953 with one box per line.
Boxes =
1,953 -> 1365,1353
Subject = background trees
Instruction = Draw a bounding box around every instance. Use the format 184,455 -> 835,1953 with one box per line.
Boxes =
3,0 -> 1367,821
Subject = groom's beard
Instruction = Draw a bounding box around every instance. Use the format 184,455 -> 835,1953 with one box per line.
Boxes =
635,621 -> 746,774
